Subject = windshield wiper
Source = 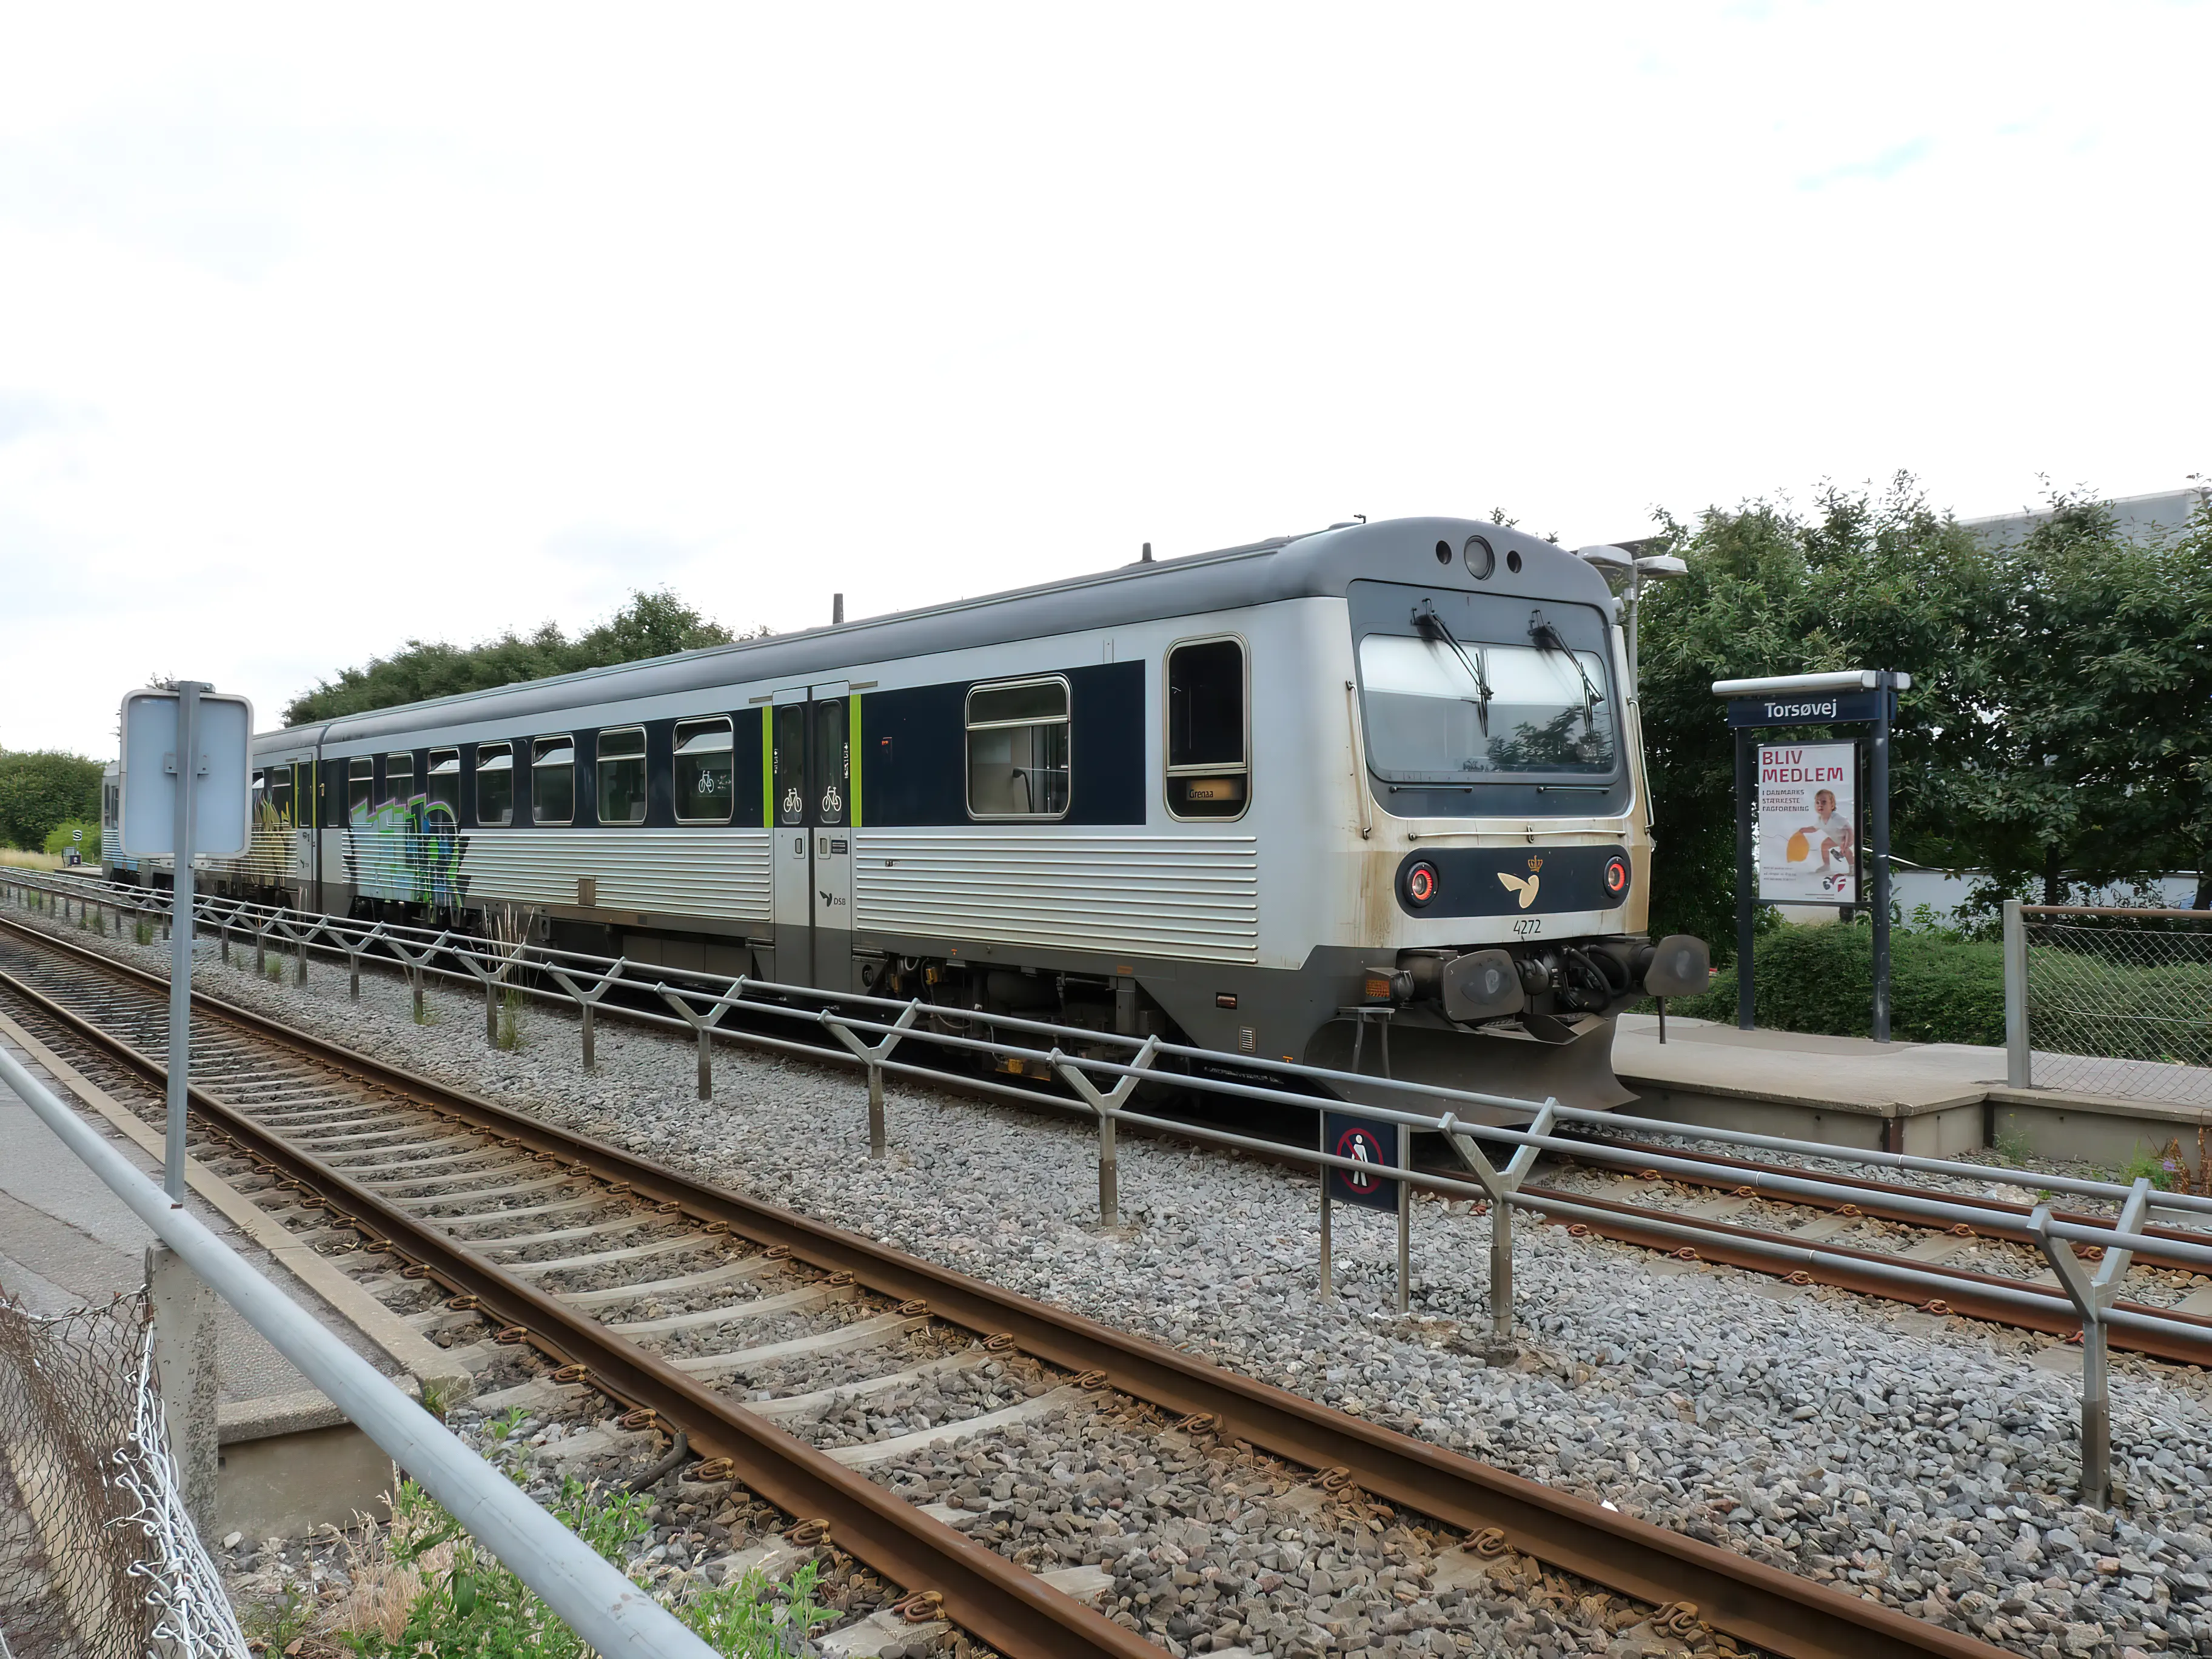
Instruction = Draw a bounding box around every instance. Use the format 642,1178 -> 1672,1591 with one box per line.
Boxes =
1528,611 -> 1601,731
1413,602 -> 1490,733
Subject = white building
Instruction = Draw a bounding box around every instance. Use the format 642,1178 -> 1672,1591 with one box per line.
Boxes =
1962,485 -> 2207,547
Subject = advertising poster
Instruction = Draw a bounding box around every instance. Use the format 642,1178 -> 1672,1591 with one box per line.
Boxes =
1756,741 -> 1859,903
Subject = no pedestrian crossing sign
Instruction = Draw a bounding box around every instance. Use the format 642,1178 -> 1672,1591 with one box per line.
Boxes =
1323,1110 -> 1401,1213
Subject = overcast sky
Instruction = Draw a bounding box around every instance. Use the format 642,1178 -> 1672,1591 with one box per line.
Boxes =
2,3 -> 2204,760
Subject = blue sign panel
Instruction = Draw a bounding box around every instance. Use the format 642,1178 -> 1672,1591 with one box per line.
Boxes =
1323,1111 -> 1401,1212
1726,688 -> 1895,728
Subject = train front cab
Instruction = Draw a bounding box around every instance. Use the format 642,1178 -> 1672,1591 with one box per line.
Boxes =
1284,526 -> 1708,1114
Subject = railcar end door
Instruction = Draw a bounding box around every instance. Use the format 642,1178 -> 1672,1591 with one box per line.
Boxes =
808,685 -> 854,993
769,689 -> 813,986
766,685 -> 855,993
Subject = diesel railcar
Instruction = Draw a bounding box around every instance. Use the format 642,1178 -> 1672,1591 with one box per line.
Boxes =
104,517 -> 1708,1111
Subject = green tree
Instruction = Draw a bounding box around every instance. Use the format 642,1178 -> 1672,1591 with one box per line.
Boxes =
0,750 -> 103,851
1939,492 -> 2212,908
1634,476 -> 2211,954
281,590 -> 759,725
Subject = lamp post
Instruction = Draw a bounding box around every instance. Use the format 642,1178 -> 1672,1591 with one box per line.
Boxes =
1574,543 -> 1687,698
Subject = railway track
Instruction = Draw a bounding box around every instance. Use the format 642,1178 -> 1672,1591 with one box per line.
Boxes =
0,912 -> 2010,1659
1501,1142 -> 2212,1369
30,871 -> 2212,1376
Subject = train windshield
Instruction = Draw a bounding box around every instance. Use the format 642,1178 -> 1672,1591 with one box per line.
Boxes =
1351,583 -> 1620,794
1359,635 -> 1615,780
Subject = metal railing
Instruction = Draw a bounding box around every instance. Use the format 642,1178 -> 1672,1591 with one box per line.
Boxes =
0,1037 -> 719,1659
10,865 -> 2212,1507
2005,899 -> 2212,1107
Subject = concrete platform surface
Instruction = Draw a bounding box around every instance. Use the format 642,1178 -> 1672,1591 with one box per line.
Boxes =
1614,1011 -> 2212,1171
1615,1013 -> 2003,1112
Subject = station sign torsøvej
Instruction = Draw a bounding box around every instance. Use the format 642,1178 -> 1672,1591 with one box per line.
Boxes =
1755,740 -> 1860,905
1724,686 -> 1892,727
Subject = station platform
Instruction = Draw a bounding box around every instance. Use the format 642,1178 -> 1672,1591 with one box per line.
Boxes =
0,1014 -> 455,1540
1615,1012 -> 2212,1176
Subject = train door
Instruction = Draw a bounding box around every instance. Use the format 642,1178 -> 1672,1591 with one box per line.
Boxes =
295,760 -> 316,911
766,683 -> 854,991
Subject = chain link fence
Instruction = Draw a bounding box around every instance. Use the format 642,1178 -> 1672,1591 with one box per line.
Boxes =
2016,905 -> 2212,1108
0,1290 -> 248,1659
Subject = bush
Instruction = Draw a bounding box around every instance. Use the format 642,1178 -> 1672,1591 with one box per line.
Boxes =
42,818 -> 98,860
0,750 -> 102,851
1666,921 -> 2007,1046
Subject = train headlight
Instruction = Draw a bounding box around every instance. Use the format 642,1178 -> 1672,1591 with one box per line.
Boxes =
1603,856 -> 1630,902
1404,861 -> 1439,908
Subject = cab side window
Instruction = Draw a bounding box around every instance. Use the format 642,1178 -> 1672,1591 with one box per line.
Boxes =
1165,638 -> 1248,819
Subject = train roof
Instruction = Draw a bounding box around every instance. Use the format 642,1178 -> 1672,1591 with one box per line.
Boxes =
293,515 -> 1613,747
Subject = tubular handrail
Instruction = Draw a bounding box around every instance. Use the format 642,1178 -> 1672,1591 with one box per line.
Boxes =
7,863 -> 2210,1220
0,1041 -> 718,1659
4,862 -> 2188,1512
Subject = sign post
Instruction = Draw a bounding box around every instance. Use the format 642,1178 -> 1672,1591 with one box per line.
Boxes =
119,685 -> 253,1200
1714,672 -> 1911,1043
1321,1108 -> 1408,1309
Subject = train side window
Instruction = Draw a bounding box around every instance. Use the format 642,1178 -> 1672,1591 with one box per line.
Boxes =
966,677 -> 1070,819
532,736 -> 574,825
475,743 -> 514,826
811,699 -> 850,826
347,759 -> 373,820
1165,637 -> 1248,820
673,717 -> 734,825
266,766 -> 293,826
597,726 -> 647,825
426,749 -> 461,824
384,752 -> 414,808
773,706 -> 806,826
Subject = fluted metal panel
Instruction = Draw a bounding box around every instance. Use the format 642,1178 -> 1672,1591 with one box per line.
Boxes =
853,833 -> 1259,963
344,828 -> 772,922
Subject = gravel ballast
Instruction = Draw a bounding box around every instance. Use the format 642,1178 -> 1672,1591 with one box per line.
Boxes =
24,910 -> 2212,1658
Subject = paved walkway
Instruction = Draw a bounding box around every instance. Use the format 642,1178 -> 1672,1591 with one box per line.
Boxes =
1614,1011 -> 2212,1121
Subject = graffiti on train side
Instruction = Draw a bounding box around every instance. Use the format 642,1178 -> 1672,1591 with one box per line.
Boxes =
344,794 -> 471,910
216,790 -> 305,886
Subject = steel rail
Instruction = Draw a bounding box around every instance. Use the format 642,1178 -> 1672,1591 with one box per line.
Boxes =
1561,1133 -> 2212,1278
0,960 -> 1153,1659
1073,1094 -> 2212,1362
0,918 -> 2008,1659
0,1038 -> 721,1659
1514,1184 -> 2212,1363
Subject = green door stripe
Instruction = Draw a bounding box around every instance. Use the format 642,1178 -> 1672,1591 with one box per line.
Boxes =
761,705 -> 774,830
849,695 -> 862,828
